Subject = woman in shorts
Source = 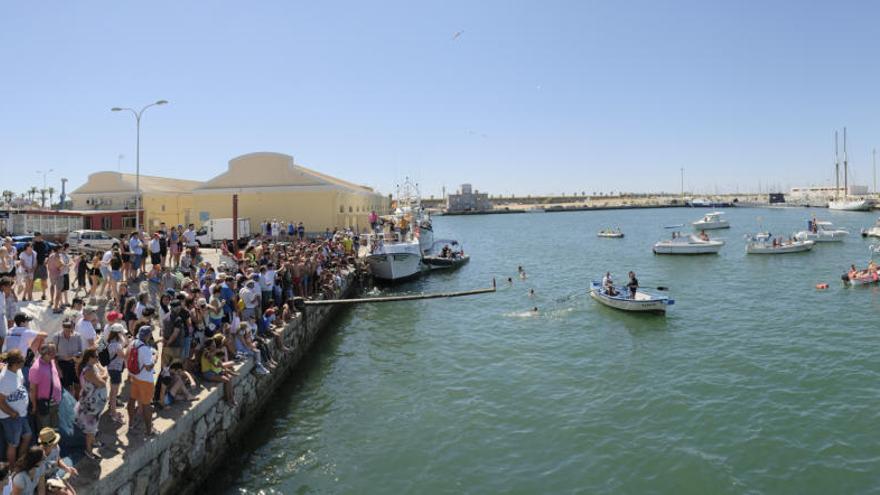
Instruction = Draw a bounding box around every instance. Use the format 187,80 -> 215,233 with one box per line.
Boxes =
105,324 -> 127,423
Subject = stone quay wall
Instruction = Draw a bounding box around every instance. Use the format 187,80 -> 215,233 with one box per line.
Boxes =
84,275 -> 356,495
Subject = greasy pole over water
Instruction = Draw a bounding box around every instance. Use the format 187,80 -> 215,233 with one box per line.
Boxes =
304,280 -> 497,306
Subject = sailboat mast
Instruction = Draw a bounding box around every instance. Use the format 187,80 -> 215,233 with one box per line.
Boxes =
835,130 -> 840,200
843,127 -> 848,197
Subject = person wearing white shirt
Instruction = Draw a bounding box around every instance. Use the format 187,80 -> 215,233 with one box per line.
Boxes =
76,308 -> 99,349
0,349 -> 31,465
128,326 -> 157,436
183,225 -> 197,248
149,234 -> 162,266
239,279 -> 260,320
3,314 -> 47,362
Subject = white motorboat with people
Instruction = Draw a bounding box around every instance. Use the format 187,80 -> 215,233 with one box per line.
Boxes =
745,233 -> 814,254
861,218 -> 880,238
363,232 -> 423,281
692,212 -> 730,230
794,219 -> 849,242
391,178 -> 434,255
422,239 -> 470,270
597,228 -> 624,238
589,272 -> 673,315
364,178 -> 432,281
653,231 -> 724,254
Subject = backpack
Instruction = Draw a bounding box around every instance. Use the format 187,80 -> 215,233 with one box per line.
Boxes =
98,345 -> 111,367
126,343 -> 144,375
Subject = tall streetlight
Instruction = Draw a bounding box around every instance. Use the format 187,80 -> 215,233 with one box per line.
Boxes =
36,169 -> 53,189
111,100 -> 168,232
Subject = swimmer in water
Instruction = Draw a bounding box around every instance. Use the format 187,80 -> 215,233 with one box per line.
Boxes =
507,277 -> 513,285
518,266 -> 527,279
528,288 -> 535,297
530,306 -> 538,314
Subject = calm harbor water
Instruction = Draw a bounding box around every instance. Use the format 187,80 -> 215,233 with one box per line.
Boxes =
217,207 -> 880,494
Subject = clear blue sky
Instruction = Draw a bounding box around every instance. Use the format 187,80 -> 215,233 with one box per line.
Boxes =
2,1 -> 880,199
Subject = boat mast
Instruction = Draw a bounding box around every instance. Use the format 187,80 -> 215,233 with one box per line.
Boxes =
873,148 -> 876,195
834,130 -> 840,200
843,127 -> 848,198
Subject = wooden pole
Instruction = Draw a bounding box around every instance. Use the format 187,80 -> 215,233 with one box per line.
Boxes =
232,193 -> 239,256
304,283 -> 496,306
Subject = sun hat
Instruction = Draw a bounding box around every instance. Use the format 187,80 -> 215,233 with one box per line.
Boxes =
109,323 -> 126,334
38,427 -> 60,447
106,311 -> 123,322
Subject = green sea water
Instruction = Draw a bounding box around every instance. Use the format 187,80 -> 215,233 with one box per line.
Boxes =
215,207 -> 880,494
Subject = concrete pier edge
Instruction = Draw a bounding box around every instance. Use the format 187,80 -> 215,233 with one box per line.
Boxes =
75,272 -> 357,495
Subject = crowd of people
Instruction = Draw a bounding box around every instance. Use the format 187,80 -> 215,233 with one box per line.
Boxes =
0,224 -> 359,494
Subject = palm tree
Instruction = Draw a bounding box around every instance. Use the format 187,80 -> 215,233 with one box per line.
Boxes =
39,188 -> 47,209
47,187 -> 55,209
1,190 -> 12,206
27,186 -> 37,203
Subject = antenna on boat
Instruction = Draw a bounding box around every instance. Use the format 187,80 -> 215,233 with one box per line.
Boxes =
835,130 -> 840,200
843,127 -> 848,198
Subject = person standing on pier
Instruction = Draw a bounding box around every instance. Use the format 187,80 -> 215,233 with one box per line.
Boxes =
127,326 -> 157,437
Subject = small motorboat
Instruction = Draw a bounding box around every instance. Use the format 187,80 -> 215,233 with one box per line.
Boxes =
653,233 -> 724,254
861,218 -> 880,238
692,212 -> 730,230
745,233 -> 815,254
795,219 -> 848,242
597,228 -> 624,238
422,240 -> 470,270
423,254 -> 470,270
589,281 -> 674,315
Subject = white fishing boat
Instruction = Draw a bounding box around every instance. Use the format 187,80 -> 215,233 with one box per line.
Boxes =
861,218 -> 880,238
597,228 -> 624,238
364,178 -> 430,281
653,233 -> 724,254
364,233 -> 423,281
692,212 -> 730,230
589,281 -> 674,314
745,233 -> 815,254
794,220 -> 849,242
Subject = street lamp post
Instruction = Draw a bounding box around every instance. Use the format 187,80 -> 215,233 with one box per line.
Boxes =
36,169 -> 53,189
111,100 -> 168,232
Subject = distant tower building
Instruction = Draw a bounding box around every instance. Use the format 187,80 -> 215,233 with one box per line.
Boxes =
446,183 -> 492,213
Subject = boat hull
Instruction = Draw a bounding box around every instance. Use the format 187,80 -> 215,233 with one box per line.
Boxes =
829,199 -> 875,211
795,231 -> 848,242
366,252 -> 423,281
746,240 -> 815,254
653,241 -> 724,254
692,221 -> 730,230
423,255 -> 470,270
597,232 -> 624,238
589,282 -> 671,314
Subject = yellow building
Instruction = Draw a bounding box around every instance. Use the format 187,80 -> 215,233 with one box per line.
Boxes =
69,172 -> 201,232
69,153 -> 388,235
193,152 -> 387,232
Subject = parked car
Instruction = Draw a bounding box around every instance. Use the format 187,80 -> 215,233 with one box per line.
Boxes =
11,235 -> 59,253
66,230 -> 120,253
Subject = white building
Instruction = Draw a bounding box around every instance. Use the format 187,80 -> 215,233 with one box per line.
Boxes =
788,185 -> 868,203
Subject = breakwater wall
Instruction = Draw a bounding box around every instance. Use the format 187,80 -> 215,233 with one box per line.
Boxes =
80,274 -> 356,495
